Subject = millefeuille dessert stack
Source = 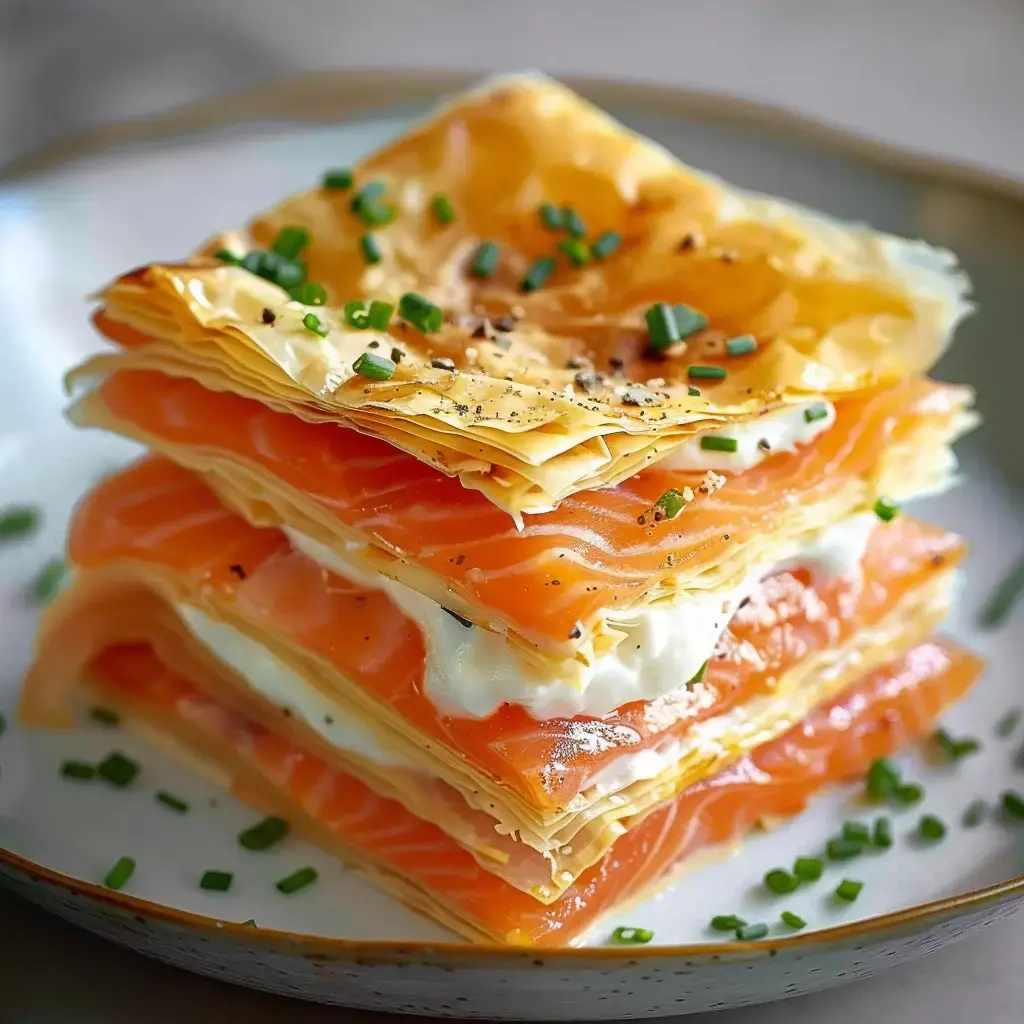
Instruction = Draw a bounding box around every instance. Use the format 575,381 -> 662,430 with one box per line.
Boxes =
22,76 -> 983,945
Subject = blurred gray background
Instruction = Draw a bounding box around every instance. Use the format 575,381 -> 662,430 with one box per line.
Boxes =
2,0 -> 1024,179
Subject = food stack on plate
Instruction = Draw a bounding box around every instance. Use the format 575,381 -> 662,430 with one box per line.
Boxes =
22,76 -> 983,945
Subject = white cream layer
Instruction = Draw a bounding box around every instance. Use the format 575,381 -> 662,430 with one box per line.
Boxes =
284,513 -> 876,721
660,400 -> 836,472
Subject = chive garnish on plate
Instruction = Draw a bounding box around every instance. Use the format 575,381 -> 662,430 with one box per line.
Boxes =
353,352 -> 396,382
735,922 -> 769,941
31,559 -> 67,604
654,488 -> 686,521
271,226 -> 310,260
60,760 -> 96,781
558,238 -> 590,267
156,791 -> 190,814
291,281 -> 327,306
398,292 -> 444,333
469,241 -> 500,279
350,181 -> 386,216
962,800 -> 987,828
344,300 -> 370,329
89,706 -> 120,727
934,728 -> 981,760
239,816 -> 289,852
793,856 -> 823,882
865,757 -> 901,801
276,866 -> 318,894
710,914 -> 747,932
826,837 -> 863,861
700,436 -> 738,453
538,203 -> 562,231
764,869 -> 799,894
979,553 -> 1024,628
97,751 -> 139,788
687,365 -> 727,380
103,856 -> 136,891
430,193 -> 456,225
200,870 -> 234,893
322,168 -> 353,190
841,820 -> 871,845
367,300 -> 394,330
521,257 -> 556,293
780,911 -> 806,930
673,304 -> 708,339
302,313 -> 330,337
0,712 -> 6,737
0,505 -> 41,541
917,814 -> 947,841
1001,790 -> 1024,821
803,402 -> 830,424
645,303 -> 680,350
359,233 -> 382,265
610,926 -> 654,944
687,385 -> 701,397
561,208 -> 586,238
996,708 -> 1022,738
834,879 -> 863,902
687,660 -> 708,688
872,817 -> 893,848
591,231 -> 621,261
873,496 -> 900,522
894,782 -> 924,806
725,334 -> 757,357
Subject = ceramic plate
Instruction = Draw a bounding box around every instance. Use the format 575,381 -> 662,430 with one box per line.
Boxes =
2,72 -> 1024,1020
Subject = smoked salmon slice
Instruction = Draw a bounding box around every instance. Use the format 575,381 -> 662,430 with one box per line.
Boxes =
71,368 -> 971,673
81,639 -> 982,945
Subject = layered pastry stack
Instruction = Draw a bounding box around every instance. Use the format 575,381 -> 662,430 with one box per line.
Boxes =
22,77 -> 984,945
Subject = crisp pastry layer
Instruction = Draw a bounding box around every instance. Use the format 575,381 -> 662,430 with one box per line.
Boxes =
70,368 -> 973,689
82,74 -> 971,518
22,456 -> 963,901
60,640 -> 981,945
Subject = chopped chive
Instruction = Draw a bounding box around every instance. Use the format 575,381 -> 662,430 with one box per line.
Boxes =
350,180 -> 386,214
688,385 -> 701,397
735,923 -> 769,941
156,791 -> 190,814
103,856 -> 136,891
793,856 -> 823,882
562,208 -> 586,237
359,233 -> 382,265
894,783 -> 924,806
725,334 -> 757,357
302,312 -> 329,337
873,496 -> 900,522
241,250 -> 305,291
538,203 -> 563,230
352,352 -> 396,381
610,926 -> 654,944
60,760 -> 96,781
645,302 -> 680,350
97,751 -> 139,788
271,226 -> 310,260
780,911 -> 806,930
430,193 -> 456,225
0,505 -> 40,541
558,237 -> 590,267
276,866 -> 318,894
826,838 -> 863,861
242,919 -> 257,927
917,814 -> 947,841
469,241 -> 500,278
962,800 -> 987,828
865,757 -> 901,800
398,292 -> 444,333
344,300 -> 370,329
520,257 -> 556,293
200,870 -> 234,893
0,712 -> 5,736
687,365 -> 727,380
654,488 -> 686,521
322,168 -> 353,190
214,248 -> 241,265
710,914 -> 747,932
89,706 -> 120,727
687,660 -> 708,688
367,300 -> 394,330
290,281 -> 327,306
764,869 -> 800,895
700,435 -> 739,453
835,879 -> 863,902
591,231 -> 621,261
841,821 -> 871,845
31,559 -> 67,603
673,304 -> 709,339
980,554 -> 1024,628
997,708 -> 1022,738
803,402 -> 830,424
359,203 -> 395,227
1001,790 -> 1024,821
872,817 -> 893,848
239,816 -> 289,852
934,728 -> 981,760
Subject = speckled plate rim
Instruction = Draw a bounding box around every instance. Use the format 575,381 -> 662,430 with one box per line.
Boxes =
2,66 -> 1023,966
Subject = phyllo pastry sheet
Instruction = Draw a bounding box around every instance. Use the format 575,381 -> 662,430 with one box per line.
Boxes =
79,74 -> 971,518
23,456 -> 964,902
31,638 -> 982,944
